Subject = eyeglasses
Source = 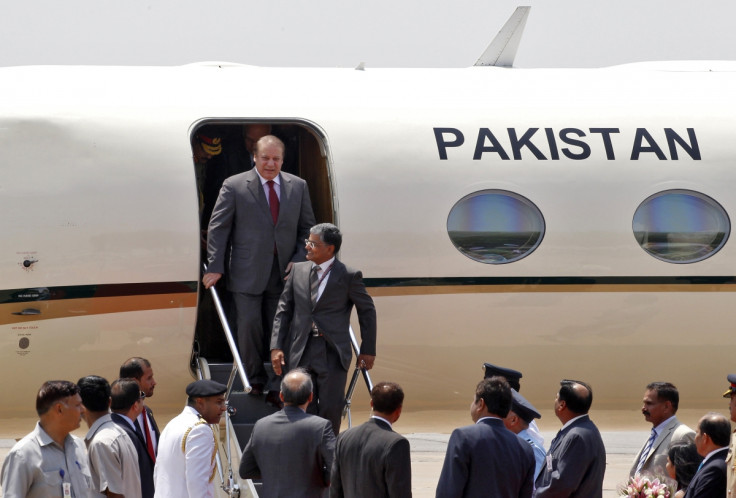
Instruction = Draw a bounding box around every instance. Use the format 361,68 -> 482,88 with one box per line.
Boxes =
139,391 -> 146,400
304,239 -> 326,249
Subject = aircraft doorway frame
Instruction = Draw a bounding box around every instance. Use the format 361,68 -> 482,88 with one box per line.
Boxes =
190,118 -> 336,361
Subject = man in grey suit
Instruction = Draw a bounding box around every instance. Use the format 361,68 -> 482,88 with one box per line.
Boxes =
331,382 -> 411,497
534,379 -> 606,498
436,377 -> 535,498
630,382 -> 694,477
204,134 -> 315,399
270,223 -> 377,434
240,368 -> 336,498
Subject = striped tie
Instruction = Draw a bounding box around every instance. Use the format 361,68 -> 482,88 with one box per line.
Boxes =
635,429 -> 657,475
310,265 -> 320,305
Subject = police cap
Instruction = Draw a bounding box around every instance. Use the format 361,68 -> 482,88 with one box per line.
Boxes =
186,379 -> 227,398
722,374 -> 736,398
483,363 -> 522,391
510,389 -> 541,424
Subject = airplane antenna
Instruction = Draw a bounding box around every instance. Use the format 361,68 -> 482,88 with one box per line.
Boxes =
474,6 -> 530,68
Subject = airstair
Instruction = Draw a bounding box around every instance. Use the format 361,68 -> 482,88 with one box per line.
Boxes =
193,265 -> 372,497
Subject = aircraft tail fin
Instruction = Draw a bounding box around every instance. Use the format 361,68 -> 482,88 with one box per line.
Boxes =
474,6 -> 531,68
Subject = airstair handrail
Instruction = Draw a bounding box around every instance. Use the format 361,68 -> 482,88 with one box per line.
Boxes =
201,264 -> 251,395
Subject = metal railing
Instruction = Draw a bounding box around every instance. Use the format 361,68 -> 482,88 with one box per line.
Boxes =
343,325 -> 374,428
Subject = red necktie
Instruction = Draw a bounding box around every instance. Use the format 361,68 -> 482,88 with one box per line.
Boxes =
267,180 -> 279,224
142,412 -> 156,462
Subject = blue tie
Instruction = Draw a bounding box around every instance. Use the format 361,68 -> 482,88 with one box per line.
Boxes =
635,429 -> 657,475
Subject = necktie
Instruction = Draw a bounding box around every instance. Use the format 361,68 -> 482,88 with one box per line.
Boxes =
142,412 -> 156,462
635,429 -> 657,475
267,180 -> 279,224
310,265 -> 320,305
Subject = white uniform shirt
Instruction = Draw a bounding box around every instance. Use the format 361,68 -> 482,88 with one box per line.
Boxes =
153,406 -> 217,498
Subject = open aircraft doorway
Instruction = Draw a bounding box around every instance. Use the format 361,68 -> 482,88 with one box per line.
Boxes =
190,120 -> 334,362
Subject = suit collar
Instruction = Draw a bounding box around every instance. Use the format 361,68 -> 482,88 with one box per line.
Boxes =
370,415 -> 393,430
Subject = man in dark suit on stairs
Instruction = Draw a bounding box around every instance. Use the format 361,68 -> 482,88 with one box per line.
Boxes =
270,223 -> 377,434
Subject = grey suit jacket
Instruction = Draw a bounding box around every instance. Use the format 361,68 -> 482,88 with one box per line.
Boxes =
240,405 -> 336,498
330,418 -> 411,498
271,259 -> 377,371
534,415 -> 606,498
436,417 -> 535,498
207,168 -> 315,293
629,416 -> 694,477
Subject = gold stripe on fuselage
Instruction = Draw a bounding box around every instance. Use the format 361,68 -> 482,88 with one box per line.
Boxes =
0,293 -> 197,326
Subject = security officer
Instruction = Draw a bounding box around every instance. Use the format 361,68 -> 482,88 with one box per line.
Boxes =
153,380 -> 227,498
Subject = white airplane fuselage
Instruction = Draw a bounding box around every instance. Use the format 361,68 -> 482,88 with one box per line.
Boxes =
1,61 -> 734,420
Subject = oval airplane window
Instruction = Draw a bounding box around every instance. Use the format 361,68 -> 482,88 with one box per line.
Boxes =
633,190 -> 730,263
447,190 -> 545,264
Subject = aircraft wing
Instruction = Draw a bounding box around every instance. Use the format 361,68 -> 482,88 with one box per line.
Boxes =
474,6 -> 531,67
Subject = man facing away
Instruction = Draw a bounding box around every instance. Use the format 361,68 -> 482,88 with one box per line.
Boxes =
120,357 -> 160,464
724,374 -> 736,497
629,381 -> 694,477
110,377 -> 154,498
204,134 -> 316,404
684,412 -> 730,498
240,368 -> 336,498
504,389 -> 546,482
1,380 -> 94,498
436,377 -> 535,498
154,379 -> 227,498
331,381 -> 412,498
534,379 -> 606,498
78,375 -> 141,498
270,223 -> 377,434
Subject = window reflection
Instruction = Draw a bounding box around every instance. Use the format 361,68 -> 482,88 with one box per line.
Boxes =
633,190 -> 730,263
447,190 -> 545,264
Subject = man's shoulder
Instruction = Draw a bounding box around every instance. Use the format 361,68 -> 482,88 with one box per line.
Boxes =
280,171 -> 307,185
670,419 -> 695,439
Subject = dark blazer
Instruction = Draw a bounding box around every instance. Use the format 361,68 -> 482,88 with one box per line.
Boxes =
240,405 -> 336,498
330,417 -> 411,498
271,259 -> 377,371
534,415 -> 606,498
683,447 -> 728,498
207,168 -> 315,293
436,417 -> 535,498
112,413 -> 155,498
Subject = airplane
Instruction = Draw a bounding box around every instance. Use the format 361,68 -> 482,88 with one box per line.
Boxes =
2,7 -> 735,487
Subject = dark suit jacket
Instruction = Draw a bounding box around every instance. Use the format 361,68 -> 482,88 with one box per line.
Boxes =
534,415 -> 606,498
683,447 -> 728,498
207,168 -> 315,293
271,259 -> 377,371
240,405 -> 336,497
330,417 -> 411,498
436,417 -> 535,498
111,413 -> 155,498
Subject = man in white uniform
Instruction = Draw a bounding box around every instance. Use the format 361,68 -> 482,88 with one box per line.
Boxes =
153,379 -> 227,498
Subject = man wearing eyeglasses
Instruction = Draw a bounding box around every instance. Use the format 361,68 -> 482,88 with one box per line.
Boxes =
270,223 -> 377,434
204,134 -> 315,406
111,378 -> 155,498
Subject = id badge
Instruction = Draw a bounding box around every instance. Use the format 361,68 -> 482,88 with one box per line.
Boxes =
546,454 -> 553,472
62,482 -> 72,498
